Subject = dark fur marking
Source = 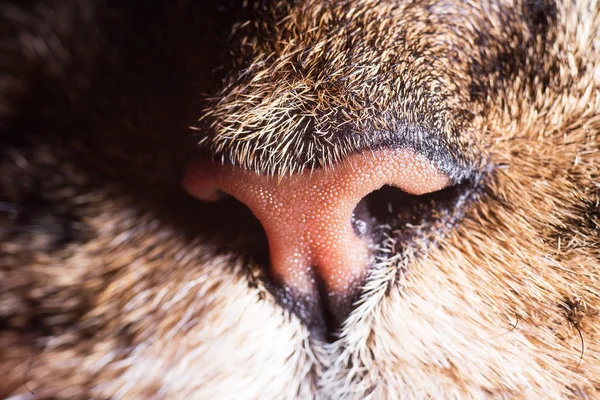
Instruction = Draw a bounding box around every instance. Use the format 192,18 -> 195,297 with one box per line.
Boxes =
0,199 -> 87,250
547,190 -> 600,252
559,298 -> 588,370
523,0 -> 558,36
469,1 -> 558,104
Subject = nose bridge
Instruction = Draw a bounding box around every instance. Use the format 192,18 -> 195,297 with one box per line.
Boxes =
183,148 -> 450,313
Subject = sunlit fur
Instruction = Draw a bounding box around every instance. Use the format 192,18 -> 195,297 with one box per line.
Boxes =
1,0 -> 599,398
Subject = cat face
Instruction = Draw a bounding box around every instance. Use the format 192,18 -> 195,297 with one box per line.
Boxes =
1,0 -> 599,398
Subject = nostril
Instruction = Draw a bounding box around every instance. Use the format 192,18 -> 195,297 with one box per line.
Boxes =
356,179 -> 481,261
351,198 -> 372,238
183,148 -> 451,331
350,183 -> 466,254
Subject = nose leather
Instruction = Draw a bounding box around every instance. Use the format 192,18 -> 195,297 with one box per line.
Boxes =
183,148 -> 449,316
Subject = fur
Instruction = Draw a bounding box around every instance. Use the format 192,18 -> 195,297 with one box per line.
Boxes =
1,0 -> 599,398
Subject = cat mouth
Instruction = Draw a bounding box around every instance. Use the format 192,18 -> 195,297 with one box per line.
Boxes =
183,149 -> 483,340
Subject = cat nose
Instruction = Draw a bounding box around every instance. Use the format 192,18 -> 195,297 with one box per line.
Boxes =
183,149 -> 449,317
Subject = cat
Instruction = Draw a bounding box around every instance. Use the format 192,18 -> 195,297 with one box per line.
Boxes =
1,0 -> 599,398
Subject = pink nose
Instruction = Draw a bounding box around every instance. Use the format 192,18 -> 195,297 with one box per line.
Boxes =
183,149 -> 449,310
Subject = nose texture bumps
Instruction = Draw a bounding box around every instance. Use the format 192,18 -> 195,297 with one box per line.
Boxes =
183,149 -> 449,320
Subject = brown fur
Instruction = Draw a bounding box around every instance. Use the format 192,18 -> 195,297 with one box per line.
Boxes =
1,0 -> 599,398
